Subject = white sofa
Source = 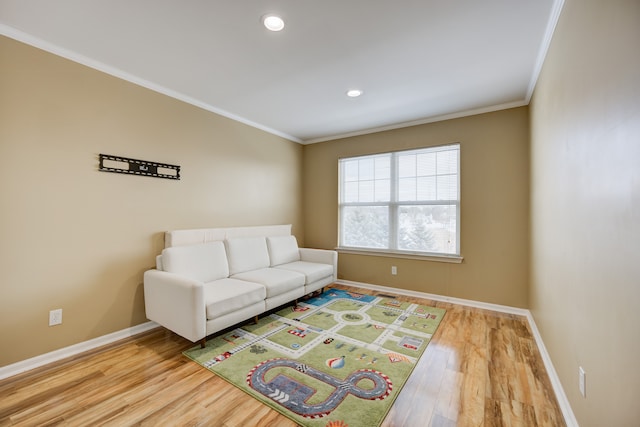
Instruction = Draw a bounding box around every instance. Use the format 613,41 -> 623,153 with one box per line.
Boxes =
143,225 -> 337,345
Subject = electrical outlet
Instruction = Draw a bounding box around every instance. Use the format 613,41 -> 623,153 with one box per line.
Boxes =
579,366 -> 586,397
391,266 -> 397,275
49,309 -> 63,326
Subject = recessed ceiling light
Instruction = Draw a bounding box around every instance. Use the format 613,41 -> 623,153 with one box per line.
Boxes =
346,89 -> 363,98
263,14 -> 285,32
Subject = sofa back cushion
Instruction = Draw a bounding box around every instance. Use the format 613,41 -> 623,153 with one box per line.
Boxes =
225,237 -> 270,275
162,241 -> 229,282
267,235 -> 301,266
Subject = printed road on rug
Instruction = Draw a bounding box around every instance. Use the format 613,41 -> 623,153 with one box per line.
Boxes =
184,288 -> 446,427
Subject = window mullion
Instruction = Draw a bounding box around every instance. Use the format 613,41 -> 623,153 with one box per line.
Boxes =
389,153 -> 398,250
338,161 -> 344,247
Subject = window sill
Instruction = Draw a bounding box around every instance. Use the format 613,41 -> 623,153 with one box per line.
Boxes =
336,247 -> 464,264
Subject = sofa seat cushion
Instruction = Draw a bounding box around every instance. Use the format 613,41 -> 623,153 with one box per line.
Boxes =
203,278 -> 266,320
273,261 -> 334,285
231,268 -> 304,298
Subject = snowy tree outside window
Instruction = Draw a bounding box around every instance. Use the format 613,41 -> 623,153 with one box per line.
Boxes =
339,144 -> 460,256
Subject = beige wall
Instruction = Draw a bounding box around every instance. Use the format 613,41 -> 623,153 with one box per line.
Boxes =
0,37 -> 303,367
303,107 -> 530,307
529,1 -> 640,426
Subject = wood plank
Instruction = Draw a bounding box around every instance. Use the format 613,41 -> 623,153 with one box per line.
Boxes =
0,284 -> 566,426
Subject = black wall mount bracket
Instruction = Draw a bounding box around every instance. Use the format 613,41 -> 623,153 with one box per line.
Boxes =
99,154 -> 180,180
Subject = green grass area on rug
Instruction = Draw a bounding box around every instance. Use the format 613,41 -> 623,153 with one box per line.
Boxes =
183,288 -> 446,427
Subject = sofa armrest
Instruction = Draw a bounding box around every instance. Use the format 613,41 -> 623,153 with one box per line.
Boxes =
299,248 -> 338,281
143,269 -> 206,342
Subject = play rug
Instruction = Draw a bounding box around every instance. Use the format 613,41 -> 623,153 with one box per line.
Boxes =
183,288 -> 446,427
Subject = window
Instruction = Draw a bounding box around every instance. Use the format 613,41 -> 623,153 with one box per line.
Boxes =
338,144 -> 460,258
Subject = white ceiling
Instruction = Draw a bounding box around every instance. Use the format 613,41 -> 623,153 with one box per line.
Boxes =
0,0 -> 563,144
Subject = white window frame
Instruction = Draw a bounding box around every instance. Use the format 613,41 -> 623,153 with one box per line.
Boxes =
338,144 -> 462,263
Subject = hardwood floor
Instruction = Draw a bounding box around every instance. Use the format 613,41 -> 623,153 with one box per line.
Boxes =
0,285 -> 565,426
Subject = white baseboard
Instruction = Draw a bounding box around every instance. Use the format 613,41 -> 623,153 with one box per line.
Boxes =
524,311 -> 579,427
335,279 -> 579,427
336,279 -> 530,316
0,321 -> 158,381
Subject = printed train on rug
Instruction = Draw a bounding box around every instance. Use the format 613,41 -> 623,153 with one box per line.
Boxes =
184,288 -> 446,427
